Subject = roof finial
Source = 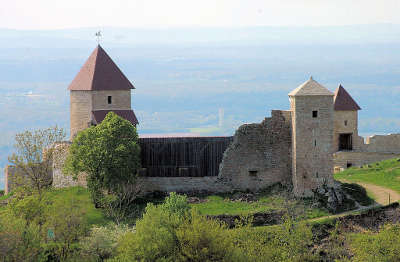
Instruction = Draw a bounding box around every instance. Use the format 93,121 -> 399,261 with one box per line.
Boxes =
95,31 -> 102,45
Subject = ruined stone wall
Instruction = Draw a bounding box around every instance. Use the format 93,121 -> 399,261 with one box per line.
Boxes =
364,134 -> 400,153
52,142 -> 87,188
138,176 -> 232,195
4,165 -> 51,194
291,95 -> 335,197
70,90 -> 92,139
333,151 -> 400,172
4,165 -> 26,194
218,110 -> 292,192
92,90 -> 131,111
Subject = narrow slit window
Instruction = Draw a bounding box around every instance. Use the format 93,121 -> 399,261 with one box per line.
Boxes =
312,110 -> 318,118
344,120 -> 348,126
249,170 -> 258,176
316,172 -> 319,178
108,96 -> 112,104
314,140 -> 317,147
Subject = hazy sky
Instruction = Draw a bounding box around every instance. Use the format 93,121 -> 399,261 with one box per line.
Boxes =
1,0 -> 400,30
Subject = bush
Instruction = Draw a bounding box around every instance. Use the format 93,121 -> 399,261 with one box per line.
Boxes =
79,223 -> 134,261
0,189 -> 90,261
111,192 -> 237,262
176,210 -> 235,262
231,217 -> 317,262
0,212 -> 42,262
42,197 -> 89,260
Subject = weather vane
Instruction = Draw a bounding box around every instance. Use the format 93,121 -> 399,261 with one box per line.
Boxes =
95,31 -> 102,44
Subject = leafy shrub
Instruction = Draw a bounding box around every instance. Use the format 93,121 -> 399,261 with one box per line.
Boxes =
0,189 -> 89,261
111,192 -> 237,262
79,223 -> 134,261
0,212 -> 42,262
231,217 -> 317,262
176,209 -> 235,262
42,197 -> 89,261
111,193 -> 189,261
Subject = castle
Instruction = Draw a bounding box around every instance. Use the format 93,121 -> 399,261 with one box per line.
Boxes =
5,45 -> 400,197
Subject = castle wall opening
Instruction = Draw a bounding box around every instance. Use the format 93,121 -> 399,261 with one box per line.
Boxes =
339,133 -> 353,151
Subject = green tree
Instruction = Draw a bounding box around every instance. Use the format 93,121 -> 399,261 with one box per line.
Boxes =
64,112 -> 141,220
8,126 -> 66,199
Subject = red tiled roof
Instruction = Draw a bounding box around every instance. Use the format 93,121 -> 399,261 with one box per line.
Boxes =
68,45 -> 135,91
92,110 -> 139,126
334,85 -> 361,111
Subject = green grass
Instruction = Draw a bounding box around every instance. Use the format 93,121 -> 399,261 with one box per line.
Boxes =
192,195 -> 284,216
44,186 -> 111,226
0,193 -> 11,201
334,158 -> 400,193
190,188 -> 330,219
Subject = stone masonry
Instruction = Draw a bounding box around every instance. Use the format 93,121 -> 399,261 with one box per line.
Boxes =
218,110 -> 292,192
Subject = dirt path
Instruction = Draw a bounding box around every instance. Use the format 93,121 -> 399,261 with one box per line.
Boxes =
356,182 -> 400,205
340,179 -> 400,205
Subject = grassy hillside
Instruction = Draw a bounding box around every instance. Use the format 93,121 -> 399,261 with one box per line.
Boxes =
0,186 -> 110,226
190,185 -> 330,219
334,158 -> 400,193
44,186 -> 111,226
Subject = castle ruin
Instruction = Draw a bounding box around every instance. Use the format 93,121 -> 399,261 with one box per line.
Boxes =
5,45 -> 400,197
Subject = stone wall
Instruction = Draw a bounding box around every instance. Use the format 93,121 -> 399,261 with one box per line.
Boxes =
92,90 -> 131,111
290,95 -> 335,197
4,165 -> 22,194
70,90 -> 92,139
4,165 -> 52,194
138,176 -> 232,195
218,110 -> 292,192
333,151 -> 400,172
52,142 -> 87,188
364,134 -> 400,153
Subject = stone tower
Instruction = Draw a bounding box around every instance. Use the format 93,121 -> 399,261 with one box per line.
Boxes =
289,77 -> 335,197
333,85 -> 362,153
68,45 -> 138,139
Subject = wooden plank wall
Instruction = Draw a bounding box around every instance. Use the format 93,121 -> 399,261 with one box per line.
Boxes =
138,137 -> 233,177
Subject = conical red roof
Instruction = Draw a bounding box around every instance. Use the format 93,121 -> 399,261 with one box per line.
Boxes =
68,45 -> 135,91
334,85 -> 361,111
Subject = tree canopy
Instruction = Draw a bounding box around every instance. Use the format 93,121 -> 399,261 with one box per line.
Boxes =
64,112 -> 141,210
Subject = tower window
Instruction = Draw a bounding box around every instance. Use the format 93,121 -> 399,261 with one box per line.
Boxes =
314,140 -> 317,147
312,111 -> 318,118
344,120 -> 348,126
316,172 -> 319,178
108,96 -> 112,104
